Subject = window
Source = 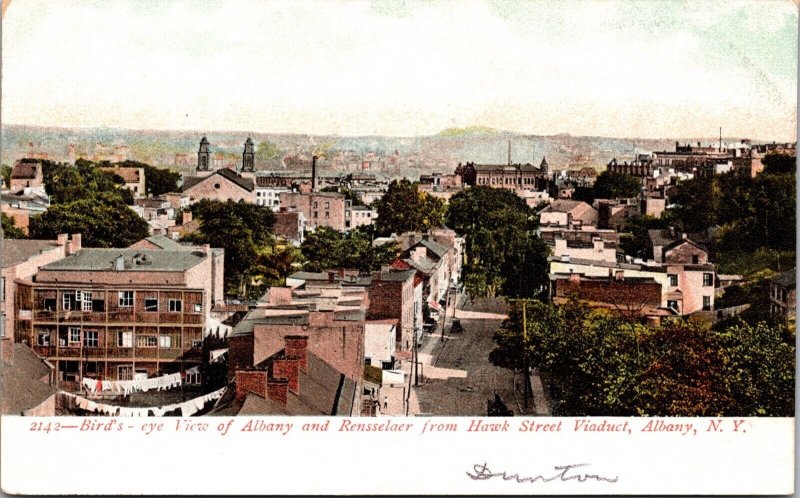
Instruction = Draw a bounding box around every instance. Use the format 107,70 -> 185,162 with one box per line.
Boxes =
137,335 -> 158,348
668,274 -> 678,286
81,291 -> 93,311
185,370 -> 201,385
667,300 -> 679,311
43,298 -> 56,311
144,298 -> 158,312
92,299 -> 105,312
62,291 -> 77,311
118,291 -> 134,308
324,211 -> 330,219
117,331 -> 133,348
83,331 -> 98,348
312,201 -> 318,209
118,365 -> 133,381
37,331 -> 50,346
313,211 -> 318,218
703,296 -> 711,311
692,255 -> 699,264
214,183 -> 221,189
68,327 -> 80,344
324,201 -> 330,209
169,299 -> 182,312
159,335 -> 172,348
194,303 -> 202,313
192,340 -> 202,348
364,357 -> 372,366
703,273 -> 713,287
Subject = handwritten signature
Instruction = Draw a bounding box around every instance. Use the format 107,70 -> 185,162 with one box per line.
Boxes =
466,462 -> 619,484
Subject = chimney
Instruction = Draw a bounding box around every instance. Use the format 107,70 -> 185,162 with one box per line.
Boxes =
285,335 -> 308,372
267,378 -> 289,405
593,238 -> 604,252
69,234 -> 82,255
1,338 -> 13,364
681,233 -> 688,240
114,254 -> 125,271
273,358 -> 300,394
311,155 -> 318,194
614,270 -> 624,281
182,210 -> 193,225
569,273 -> 580,283
268,287 -> 294,305
235,369 -> 268,403
57,234 -> 68,246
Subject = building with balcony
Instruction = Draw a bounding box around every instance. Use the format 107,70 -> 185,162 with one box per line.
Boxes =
14,247 -> 223,389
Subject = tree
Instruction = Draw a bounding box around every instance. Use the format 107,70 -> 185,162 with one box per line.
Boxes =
2,213 -> 26,239
592,171 -> 641,200
300,226 -> 398,273
374,179 -> 445,236
762,153 -> 796,175
41,159 -> 132,205
183,199 -> 277,297
446,187 -> 549,298
29,196 -> 150,248
1,164 -> 11,189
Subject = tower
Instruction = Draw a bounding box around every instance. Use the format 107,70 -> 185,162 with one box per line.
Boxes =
197,136 -> 210,171
242,136 -> 255,172
540,156 -> 549,176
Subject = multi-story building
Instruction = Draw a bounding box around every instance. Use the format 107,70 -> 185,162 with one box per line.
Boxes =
346,205 -> 377,230
549,255 -> 716,316
549,272 -> 667,321
367,269 -> 418,352
279,191 -> 349,231
14,246 -> 224,389
9,160 -> 44,191
2,234 -> 79,341
456,157 -> 550,191
255,185 -> 290,209
538,199 -> 599,232
183,168 -> 256,205
99,167 -> 146,197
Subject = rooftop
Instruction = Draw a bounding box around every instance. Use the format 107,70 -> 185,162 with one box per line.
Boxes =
1,239 -> 62,269
40,248 -> 208,272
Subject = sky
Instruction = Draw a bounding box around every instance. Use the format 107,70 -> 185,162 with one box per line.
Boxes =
2,0 -> 797,140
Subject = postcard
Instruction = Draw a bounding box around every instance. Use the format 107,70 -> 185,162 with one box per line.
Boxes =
0,0 -> 796,495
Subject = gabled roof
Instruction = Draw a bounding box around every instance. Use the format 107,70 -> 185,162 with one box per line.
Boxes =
415,239 -> 450,260
10,161 -> 40,179
663,237 -> 708,255
99,166 -> 141,183
772,268 -> 796,288
183,169 -> 255,193
135,235 -> 187,251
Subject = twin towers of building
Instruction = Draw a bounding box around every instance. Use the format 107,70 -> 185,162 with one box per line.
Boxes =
197,136 -> 255,173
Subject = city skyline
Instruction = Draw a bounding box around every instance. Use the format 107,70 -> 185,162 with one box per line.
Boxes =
2,0 -> 798,140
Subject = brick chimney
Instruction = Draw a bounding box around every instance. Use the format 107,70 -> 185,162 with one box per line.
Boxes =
235,369 -> 268,403
182,210 -> 193,225
569,273 -> 580,284
273,358 -> 300,394
268,287 -> 294,305
69,234 -> 82,255
57,233 -> 68,246
614,270 -> 624,281
267,378 -> 288,405
285,335 -> 308,372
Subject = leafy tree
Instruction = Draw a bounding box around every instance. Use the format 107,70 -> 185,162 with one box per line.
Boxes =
183,199 -> 277,297
1,164 -> 11,189
2,213 -> 26,239
374,179 -> 445,236
42,159 -> 132,205
446,187 -> 549,298
592,171 -> 641,200
256,141 -> 281,162
29,196 -> 149,247
619,214 -> 673,259
671,174 -> 718,234
300,226 -> 398,273
762,153 -> 796,175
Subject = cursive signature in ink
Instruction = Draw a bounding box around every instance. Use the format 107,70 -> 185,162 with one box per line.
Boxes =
466,462 -> 619,484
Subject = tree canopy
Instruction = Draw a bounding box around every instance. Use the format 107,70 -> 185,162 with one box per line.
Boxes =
29,196 -> 150,247
374,179 -> 445,236
1,164 -> 11,189
592,171 -> 642,200
42,159 -> 133,205
2,213 -> 26,239
300,226 -> 398,273
490,300 -> 795,416
183,199 -> 277,297
446,186 -> 549,298
256,141 -> 281,162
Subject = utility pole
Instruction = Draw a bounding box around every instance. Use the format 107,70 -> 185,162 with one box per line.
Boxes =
508,298 -> 536,411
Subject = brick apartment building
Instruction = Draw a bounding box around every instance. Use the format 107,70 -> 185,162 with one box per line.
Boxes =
367,269 -> 418,351
14,246 -> 224,389
279,191 -> 349,231
550,272 -> 667,320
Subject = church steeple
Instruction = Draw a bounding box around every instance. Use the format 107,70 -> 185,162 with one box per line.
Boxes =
242,136 -> 255,172
539,156 -> 549,175
197,135 -> 210,171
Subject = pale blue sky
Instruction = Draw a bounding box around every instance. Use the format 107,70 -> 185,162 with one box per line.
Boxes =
2,0 -> 797,139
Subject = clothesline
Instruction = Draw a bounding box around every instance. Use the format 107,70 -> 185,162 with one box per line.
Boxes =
82,367 -> 200,395
62,386 -> 226,417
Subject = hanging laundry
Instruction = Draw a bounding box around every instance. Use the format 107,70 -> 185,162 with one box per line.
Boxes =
62,387 -> 226,417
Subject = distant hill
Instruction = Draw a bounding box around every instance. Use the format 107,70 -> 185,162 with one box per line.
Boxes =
0,123 -> 763,179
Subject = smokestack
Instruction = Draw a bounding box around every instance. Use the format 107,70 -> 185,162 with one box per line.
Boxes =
507,140 -> 512,166
719,127 -> 722,152
311,155 -> 318,193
